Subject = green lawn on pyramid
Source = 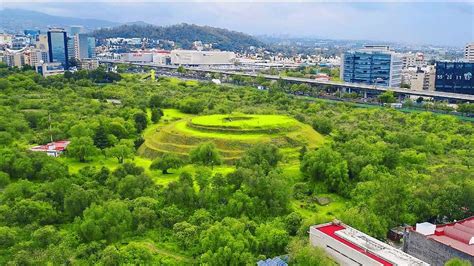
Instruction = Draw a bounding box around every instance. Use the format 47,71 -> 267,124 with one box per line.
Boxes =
139,110 -> 325,164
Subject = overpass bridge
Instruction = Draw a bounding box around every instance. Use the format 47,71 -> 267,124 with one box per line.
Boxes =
99,60 -> 474,102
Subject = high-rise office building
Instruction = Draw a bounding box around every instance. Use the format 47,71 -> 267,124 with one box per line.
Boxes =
69,26 -> 84,36
87,37 -> 96,58
47,28 -> 68,68
341,45 -> 403,87
74,34 -> 96,59
435,61 -> 474,95
465,43 -> 474,63
67,37 -> 76,60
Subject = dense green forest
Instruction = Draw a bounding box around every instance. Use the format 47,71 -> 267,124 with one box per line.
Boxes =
0,64 -> 472,265
92,24 -> 264,51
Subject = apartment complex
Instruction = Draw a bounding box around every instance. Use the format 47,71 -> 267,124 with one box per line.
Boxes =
402,65 -> 435,91
341,45 -> 403,87
402,52 -> 425,69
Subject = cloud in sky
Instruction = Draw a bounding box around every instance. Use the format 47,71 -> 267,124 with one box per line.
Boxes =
2,1 -> 473,46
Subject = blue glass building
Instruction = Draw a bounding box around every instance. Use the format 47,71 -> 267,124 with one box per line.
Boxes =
435,61 -> 474,95
341,46 -> 402,87
47,28 -> 68,68
87,37 -> 96,59
74,35 -> 96,59
67,37 -> 76,60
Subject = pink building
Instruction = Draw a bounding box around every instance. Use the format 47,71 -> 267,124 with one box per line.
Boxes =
30,140 -> 70,157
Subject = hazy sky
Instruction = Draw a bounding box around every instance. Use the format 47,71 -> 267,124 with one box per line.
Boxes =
2,1 -> 474,46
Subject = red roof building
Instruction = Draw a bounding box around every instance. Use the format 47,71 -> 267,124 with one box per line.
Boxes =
30,140 -> 70,157
310,220 -> 428,266
404,216 -> 474,266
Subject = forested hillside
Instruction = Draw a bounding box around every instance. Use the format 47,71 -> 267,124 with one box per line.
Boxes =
92,24 -> 264,51
0,64 -> 472,264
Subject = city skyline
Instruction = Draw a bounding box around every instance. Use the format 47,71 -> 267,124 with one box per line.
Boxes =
1,1 -> 473,47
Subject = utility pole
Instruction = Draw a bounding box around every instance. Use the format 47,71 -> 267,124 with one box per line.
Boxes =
49,113 -> 53,142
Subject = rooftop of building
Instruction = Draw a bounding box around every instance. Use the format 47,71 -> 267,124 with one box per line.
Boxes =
171,49 -> 235,54
410,216 -> 474,256
30,140 -> 70,152
256,255 -> 288,266
48,27 -> 66,32
311,221 -> 428,266
435,59 -> 474,64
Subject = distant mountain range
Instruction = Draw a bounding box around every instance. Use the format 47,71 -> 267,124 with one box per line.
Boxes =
0,9 -> 263,51
92,24 -> 264,51
0,8 -> 120,32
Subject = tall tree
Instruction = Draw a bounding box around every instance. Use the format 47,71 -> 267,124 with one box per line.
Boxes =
237,143 -> 282,174
77,200 -> 132,243
150,153 -> 184,174
106,139 -> 135,163
151,108 -> 163,124
378,91 -> 396,104
301,145 -> 349,193
67,137 -> 98,162
133,112 -> 148,133
94,124 -> 110,150
190,142 -> 222,168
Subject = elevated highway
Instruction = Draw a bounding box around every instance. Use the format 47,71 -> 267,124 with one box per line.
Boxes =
99,60 -> 474,102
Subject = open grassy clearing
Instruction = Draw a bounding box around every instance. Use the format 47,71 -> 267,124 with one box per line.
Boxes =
139,109 -> 324,164
190,113 -> 299,132
291,193 -> 349,220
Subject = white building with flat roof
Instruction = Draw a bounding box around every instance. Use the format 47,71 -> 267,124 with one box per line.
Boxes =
123,52 -> 153,63
309,221 -> 428,266
170,50 -> 236,66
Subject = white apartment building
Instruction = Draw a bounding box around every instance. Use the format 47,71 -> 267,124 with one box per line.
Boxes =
465,43 -> 474,62
0,34 -> 13,47
25,48 -> 49,66
79,58 -> 99,70
401,66 -> 435,91
402,52 -> 425,69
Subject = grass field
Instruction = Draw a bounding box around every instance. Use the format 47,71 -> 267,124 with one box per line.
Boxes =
138,109 -> 325,164
60,154 -> 233,187
190,114 -> 299,131
291,193 -> 349,220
